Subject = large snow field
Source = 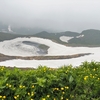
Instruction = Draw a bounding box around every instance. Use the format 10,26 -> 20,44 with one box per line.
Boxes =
0,37 -> 97,56
0,37 -> 100,68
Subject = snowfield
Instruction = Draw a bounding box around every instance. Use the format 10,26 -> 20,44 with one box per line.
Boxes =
59,36 -> 74,43
0,37 -> 100,68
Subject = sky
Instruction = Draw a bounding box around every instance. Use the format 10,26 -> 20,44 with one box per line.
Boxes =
0,0 -> 100,32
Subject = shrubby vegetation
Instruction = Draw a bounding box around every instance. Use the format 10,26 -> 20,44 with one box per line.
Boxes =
0,61 -> 100,100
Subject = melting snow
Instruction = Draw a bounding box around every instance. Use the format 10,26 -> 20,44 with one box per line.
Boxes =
60,36 -> 74,43
0,37 -> 100,68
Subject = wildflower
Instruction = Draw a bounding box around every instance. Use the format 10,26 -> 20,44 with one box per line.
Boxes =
9,85 -> 11,88
28,92 -> 30,95
54,98 -> 56,100
65,86 -> 69,89
32,85 -> 34,88
3,96 -> 6,99
47,95 -> 50,98
31,92 -> 34,96
19,85 -> 22,88
93,76 -> 95,78
62,92 -> 65,94
93,68 -> 96,71
42,98 -> 46,100
0,96 -> 2,98
17,95 -> 19,97
1,68 -> 3,71
70,94 -> 74,98
61,87 -> 64,90
14,96 -> 17,99
61,96 -> 63,99
66,99 -> 69,100
84,77 -> 87,80
6,83 -> 9,86
23,86 -> 25,88
84,76 -> 88,80
53,88 -> 59,91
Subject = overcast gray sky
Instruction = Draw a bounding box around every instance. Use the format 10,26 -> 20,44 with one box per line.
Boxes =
0,0 -> 100,32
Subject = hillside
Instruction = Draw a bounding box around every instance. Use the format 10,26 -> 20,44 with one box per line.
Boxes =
1,29 -> 100,46
33,31 -> 79,44
0,32 -> 22,41
68,29 -> 100,46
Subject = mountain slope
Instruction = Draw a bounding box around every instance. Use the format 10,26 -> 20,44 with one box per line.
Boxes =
34,31 -> 79,44
68,29 -> 100,46
0,32 -> 22,41
1,29 -> 100,46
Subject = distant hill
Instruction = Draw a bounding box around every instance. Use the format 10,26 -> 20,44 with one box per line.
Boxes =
1,29 -> 100,46
68,29 -> 100,46
34,31 -> 79,44
0,32 -> 22,41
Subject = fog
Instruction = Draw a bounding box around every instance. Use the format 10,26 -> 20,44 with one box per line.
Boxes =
0,0 -> 100,32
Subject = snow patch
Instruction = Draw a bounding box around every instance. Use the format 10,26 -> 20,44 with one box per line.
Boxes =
76,34 -> 84,38
8,25 -> 13,32
60,36 -> 73,43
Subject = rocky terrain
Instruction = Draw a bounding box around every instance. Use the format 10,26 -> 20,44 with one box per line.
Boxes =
0,53 -> 91,62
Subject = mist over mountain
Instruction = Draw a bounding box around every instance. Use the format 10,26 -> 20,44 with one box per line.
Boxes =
0,22 -> 59,34
0,0 -> 100,32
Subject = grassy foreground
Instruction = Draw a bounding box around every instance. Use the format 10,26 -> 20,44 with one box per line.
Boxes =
0,61 -> 100,100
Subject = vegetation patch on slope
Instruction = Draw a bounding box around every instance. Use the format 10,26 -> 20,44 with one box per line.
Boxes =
0,61 -> 100,100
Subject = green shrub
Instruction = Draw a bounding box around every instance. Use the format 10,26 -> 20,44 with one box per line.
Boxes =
0,61 -> 100,100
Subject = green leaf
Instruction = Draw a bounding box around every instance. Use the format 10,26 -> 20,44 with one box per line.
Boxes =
69,75 -> 74,83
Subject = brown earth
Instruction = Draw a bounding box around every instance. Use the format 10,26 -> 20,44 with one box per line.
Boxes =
0,53 -> 92,62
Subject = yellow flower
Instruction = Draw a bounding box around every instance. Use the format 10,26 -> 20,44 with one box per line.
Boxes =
31,92 -> 34,96
23,86 -> 25,88
84,76 -> 88,80
65,86 -> 69,89
17,95 -> 19,97
66,99 -> 69,100
30,99 -> 34,100
61,87 -> 64,90
93,68 -> 96,71
84,77 -> 87,80
70,94 -> 74,98
6,83 -> 9,86
0,96 -> 2,98
1,68 -> 3,71
53,88 -> 59,91
32,85 -> 34,88
19,85 -> 22,88
3,96 -> 6,99
9,85 -> 11,87
47,95 -> 50,98
28,92 -> 30,95
93,76 -> 95,78
42,98 -> 46,100
62,92 -> 65,94
54,98 -> 56,100
61,96 -> 63,99
14,96 -> 17,99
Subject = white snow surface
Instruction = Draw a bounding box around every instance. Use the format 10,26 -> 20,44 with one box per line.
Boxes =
76,34 -> 84,38
0,37 -> 100,68
60,36 -> 74,43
